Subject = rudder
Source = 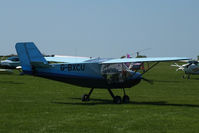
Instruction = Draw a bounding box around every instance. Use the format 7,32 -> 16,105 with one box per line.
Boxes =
15,42 -> 48,74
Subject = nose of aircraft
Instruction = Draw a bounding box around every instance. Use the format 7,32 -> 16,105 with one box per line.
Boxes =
131,71 -> 142,79
129,71 -> 142,85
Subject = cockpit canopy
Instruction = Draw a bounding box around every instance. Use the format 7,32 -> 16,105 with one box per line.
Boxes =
101,63 -> 132,84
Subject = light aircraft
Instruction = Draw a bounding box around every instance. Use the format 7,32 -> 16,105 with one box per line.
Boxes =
171,60 -> 199,79
15,42 -> 189,104
125,54 -> 145,71
0,54 -> 89,72
0,56 -> 20,69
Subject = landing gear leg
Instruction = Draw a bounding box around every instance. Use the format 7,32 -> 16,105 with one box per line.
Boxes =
183,74 -> 191,79
122,88 -> 130,103
107,88 -> 122,104
82,88 -> 94,101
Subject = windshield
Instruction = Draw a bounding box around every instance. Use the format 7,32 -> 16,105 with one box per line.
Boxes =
101,63 -> 130,74
101,63 -> 131,84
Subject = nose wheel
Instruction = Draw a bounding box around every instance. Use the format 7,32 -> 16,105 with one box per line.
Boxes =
113,96 -> 122,104
123,95 -> 130,103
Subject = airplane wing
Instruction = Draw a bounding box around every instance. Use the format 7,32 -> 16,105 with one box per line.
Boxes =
45,56 -> 90,63
102,57 -> 190,64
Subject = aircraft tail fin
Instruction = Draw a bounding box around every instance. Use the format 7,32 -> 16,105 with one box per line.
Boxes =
15,42 -> 48,74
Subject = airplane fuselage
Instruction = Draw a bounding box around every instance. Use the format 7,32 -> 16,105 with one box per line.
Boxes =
15,42 -> 190,103
25,63 -> 142,89
184,64 -> 199,75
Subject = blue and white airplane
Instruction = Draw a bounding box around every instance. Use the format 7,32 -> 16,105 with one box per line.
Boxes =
0,56 -> 20,69
171,60 -> 199,79
15,42 -> 189,104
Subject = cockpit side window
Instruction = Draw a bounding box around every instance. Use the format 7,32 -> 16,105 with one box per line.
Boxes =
101,63 -> 131,84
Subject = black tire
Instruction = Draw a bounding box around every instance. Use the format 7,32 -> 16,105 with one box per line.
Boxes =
123,95 -> 130,103
81,94 -> 89,101
113,96 -> 122,104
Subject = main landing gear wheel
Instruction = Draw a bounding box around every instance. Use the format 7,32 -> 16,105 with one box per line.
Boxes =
113,96 -> 122,104
82,94 -> 90,101
123,95 -> 130,103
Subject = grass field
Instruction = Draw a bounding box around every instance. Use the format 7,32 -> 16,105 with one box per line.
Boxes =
0,62 -> 199,133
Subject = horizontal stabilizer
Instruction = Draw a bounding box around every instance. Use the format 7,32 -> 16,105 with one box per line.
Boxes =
31,62 -> 50,68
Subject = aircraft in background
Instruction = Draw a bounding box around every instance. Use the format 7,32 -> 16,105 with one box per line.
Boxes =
121,54 -> 146,72
0,54 -> 90,72
122,48 -> 151,71
171,60 -> 199,79
0,56 -> 20,73
0,56 -> 20,69
15,42 -> 189,104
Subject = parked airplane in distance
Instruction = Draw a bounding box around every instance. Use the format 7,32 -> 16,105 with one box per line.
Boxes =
0,54 -> 90,71
171,60 -> 199,79
15,42 -> 190,104
0,56 -> 20,69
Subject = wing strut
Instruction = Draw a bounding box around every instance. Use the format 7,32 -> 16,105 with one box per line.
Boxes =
141,62 -> 159,75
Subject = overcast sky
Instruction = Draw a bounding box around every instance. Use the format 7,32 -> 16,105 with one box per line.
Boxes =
0,0 -> 199,58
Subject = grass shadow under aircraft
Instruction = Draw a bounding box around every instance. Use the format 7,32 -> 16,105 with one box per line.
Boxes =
52,98 -> 199,108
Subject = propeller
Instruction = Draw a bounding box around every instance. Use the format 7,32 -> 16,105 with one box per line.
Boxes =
171,63 -> 184,71
141,77 -> 154,85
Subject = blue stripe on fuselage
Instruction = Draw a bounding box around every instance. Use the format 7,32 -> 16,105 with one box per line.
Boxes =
37,63 -> 103,79
23,63 -> 142,88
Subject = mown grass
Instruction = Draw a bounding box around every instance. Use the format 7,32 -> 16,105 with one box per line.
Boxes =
0,62 -> 199,133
